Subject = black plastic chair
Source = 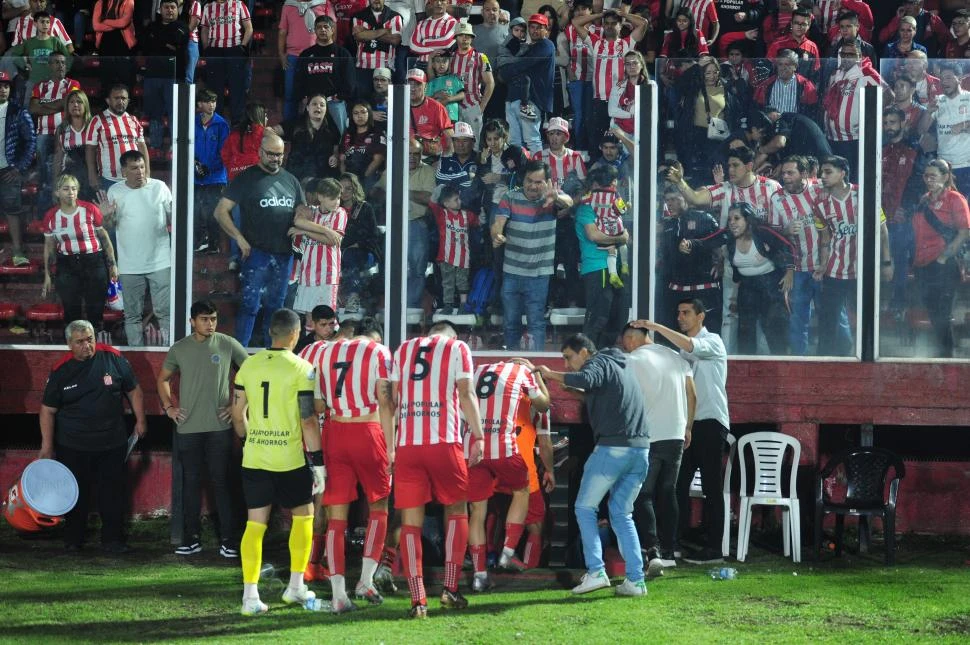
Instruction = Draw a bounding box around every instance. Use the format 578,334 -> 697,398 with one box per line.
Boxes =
814,447 -> 905,565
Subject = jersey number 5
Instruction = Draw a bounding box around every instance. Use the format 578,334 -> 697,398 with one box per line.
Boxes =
411,346 -> 433,380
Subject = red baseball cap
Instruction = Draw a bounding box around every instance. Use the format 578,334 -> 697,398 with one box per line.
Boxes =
528,13 -> 549,26
0,71 -> 14,84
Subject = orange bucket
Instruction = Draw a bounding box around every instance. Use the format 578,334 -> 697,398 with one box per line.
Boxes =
3,459 -> 79,532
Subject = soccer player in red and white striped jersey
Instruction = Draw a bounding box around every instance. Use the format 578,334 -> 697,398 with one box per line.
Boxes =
390,321 -> 483,618
408,0 -> 456,62
84,85 -> 149,186
312,318 -> 395,611
464,360 -> 549,589
534,117 -> 586,189
10,10 -> 73,50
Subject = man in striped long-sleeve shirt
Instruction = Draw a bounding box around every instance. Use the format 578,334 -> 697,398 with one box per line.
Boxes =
490,159 -> 573,351
408,0 -> 456,63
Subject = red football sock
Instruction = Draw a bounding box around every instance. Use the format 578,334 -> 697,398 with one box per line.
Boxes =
469,543 -> 486,574
309,533 -> 325,564
444,514 -> 469,592
381,545 -> 397,568
523,533 -> 542,569
400,525 -> 425,605
503,522 -> 524,554
326,519 -> 347,576
364,511 -> 388,562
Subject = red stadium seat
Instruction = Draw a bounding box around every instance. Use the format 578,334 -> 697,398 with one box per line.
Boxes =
0,302 -> 21,320
102,309 -> 124,323
26,303 -> 64,322
0,258 -> 41,276
0,221 -> 8,235
20,183 -> 38,199
254,7 -> 273,18
26,220 -> 47,237
82,56 -> 101,69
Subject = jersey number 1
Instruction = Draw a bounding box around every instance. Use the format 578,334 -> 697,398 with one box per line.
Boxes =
260,381 -> 270,418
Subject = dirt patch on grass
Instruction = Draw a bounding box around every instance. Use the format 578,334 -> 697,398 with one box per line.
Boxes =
825,615 -> 870,629
933,615 -> 970,635
745,595 -> 810,609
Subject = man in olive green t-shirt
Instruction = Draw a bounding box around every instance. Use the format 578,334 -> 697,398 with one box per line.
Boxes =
157,300 -> 248,558
6,12 -> 72,92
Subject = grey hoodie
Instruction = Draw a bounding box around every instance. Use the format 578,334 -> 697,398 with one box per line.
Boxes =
563,348 -> 649,448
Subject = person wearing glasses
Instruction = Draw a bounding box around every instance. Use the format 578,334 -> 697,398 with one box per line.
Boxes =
765,8 -> 820,79
214,131 -> 308,347
944,10 -> 970,60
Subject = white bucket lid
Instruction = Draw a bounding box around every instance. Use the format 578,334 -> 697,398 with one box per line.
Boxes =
20,459 -> 79,517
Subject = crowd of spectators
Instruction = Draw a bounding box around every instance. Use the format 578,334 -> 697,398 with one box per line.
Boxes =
1,0 -> 968,355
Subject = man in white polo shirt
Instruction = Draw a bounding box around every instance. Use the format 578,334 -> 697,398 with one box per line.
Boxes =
622,320 -> 695,576
632,297 -> 729,565
100,149 -> 173,346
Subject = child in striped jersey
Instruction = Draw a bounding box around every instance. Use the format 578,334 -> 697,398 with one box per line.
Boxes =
431,184 -> 480,315
290,178 -> 348,315
584,164 -> 629,287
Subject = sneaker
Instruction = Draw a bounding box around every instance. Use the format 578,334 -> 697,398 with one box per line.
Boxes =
556,263 -> 566,280
354,581 -> 384,605
472,574 -> 494,593
571,570 -> 611,595
407,603 -> 428,619
194,239 -> 210,253
331,596 -> 358,614
498,553 -> 527,572
683,548 -> 724,565
219,544 -> 240,559
282,583 -> 316,605
519,103 -> 538,120
11,253 -> 29,267
174,542 -> 202,556
241,598 -> 269,616
615,578 -> 648,597
608,273 -> 625,288
440,588 -> 469,609
344,294 -> 361,314
373,563 -> 396,592
646,556 -> 665,578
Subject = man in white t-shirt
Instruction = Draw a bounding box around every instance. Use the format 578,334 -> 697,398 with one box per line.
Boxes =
621,321 -> 695,577
931,64 -> 970,197
100,149 -> 173,346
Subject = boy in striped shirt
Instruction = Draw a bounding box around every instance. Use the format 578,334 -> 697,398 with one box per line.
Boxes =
292,178 -> 347,315
431,184 -> 479,315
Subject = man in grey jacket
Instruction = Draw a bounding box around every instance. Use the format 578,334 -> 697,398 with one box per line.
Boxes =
538,333 -> 649,597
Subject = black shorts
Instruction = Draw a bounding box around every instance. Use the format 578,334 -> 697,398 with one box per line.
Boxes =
241,465 -> 313,509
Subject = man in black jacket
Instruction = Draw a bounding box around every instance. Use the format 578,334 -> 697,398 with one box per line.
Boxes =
296,14 -> 355,135
140,0 -> 188,150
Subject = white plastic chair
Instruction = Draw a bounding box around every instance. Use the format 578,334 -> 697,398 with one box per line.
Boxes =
736,432 -> 801,563
685,435 -> 737,558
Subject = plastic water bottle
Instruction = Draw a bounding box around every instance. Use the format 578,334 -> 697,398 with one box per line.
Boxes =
304,597 -> 332,612
709,567 -> 737,580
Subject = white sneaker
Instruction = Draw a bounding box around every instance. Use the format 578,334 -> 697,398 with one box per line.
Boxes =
615,578 -> 647,597
331,596 -> 358,614
646,557 -> 665,578
241,598 -> 269,616
571,570 -> 611,594
282,584 -> 315,605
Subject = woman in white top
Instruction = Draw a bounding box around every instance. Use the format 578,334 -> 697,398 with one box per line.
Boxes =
608,50 -> 649,137
680,202 -> 794,355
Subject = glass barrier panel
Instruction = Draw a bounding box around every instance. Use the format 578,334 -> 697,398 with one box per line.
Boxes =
876,57 -> 970,359
190,56 -> 387,349
0,55 -> 177,349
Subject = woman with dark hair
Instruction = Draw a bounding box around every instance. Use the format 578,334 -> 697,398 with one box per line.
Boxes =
339,101 -> 386,190
911,159 -> 970,357
659,7 -> 709,59
538,3 -> 566,117
338,172 -> 382,314
92,0 -> 135,86
675,55 -> 741,180
272,93 -> 341,182
608,50 -> 649,136
680,202 -> 794,355
222,102 -> 267,271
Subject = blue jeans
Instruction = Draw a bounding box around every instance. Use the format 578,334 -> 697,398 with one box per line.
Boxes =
953,166 -> 970,200
407,218 -> 429,307
186,41 -> 199,83
328,99 -> 347,136
229,206 -> 242,262
575,444 -> 650,582
143,78 -> 173,149
235,248 -> 293,347
500,274 -> 549,350
283,55 -> 299,121
789,271 -> 851,355
887,220 -> 914,312
506,100 -> 543,154
36,133 -> 55,209
817,276 -> 856,356
567,80 -> 593,151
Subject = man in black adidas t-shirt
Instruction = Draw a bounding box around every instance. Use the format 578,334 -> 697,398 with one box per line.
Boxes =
39,320 -> 146,553
214,131 -> 306,347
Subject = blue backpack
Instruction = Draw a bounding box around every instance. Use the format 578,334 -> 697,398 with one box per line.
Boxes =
466,268 -> 495,316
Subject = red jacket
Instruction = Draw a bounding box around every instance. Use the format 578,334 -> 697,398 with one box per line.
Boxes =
221,124 -> 264,182
92,0 -> 136,50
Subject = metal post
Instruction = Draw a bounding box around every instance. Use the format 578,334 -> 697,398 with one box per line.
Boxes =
859,85 -> 881,362
633,82 -> 657,320
385,83 -> 410,349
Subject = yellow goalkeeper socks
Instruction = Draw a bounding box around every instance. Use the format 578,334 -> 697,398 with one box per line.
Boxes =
289,514 -> 314,575
241,521 -> 268,584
